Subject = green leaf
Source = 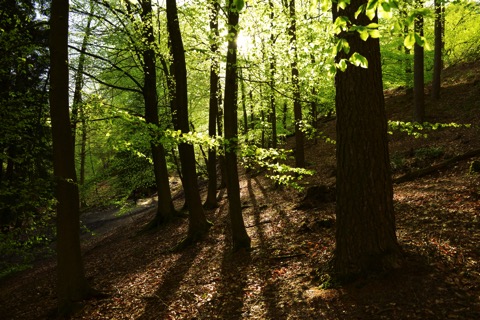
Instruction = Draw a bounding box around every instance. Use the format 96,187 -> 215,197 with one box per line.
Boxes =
338,0 -> 350,10
368,28 -> 380,38
341,38 -> 350,54
405,14 -> 415,26
234,0 -> 245,11
358,29 -> 369,41
414,33 -> 424,46
349,52 -> 368,68
337,59 -> 348,72
381,2 -> 391,12
366,0 -> 378,10
333,16 -> 350,33
320,0 -> 330,11
355,4 -> 365,19
404,32 -> 415,49
392,21 -> 403,34
424,38 -> 432,51
366,9 -> 376,20
387,0 -> 399,10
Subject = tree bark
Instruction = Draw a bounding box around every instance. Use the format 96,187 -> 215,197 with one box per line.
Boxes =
49,0 -> 90,312
414,0 -> 425,122
240,68 -> 249,135
216,81 -> 227,189
223,0 -> 251,251
204,0 -> 220,209
288,0 -> 305,168
166,0 -> 211,243
141,0 -> 176,226
71,0 -> 94,208
431,0 -> 443,100
332,1 -> 401,280
269,0 -> 277,148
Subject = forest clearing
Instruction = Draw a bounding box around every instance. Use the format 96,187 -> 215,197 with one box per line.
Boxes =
1,59 -> 480,319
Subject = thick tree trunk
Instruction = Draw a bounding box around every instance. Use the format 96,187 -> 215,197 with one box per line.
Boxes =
49,0 -> 90,312
142,0 -> 175,226
414,1 -> 425,122
288,0 -> 304,168
166,0 -> 211,243
431,0 -> 443,100
332,1 -> 401,280
204,0 -> 220,209
223,0 -> 251,251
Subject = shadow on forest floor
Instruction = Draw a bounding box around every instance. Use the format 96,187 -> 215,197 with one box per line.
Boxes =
1,61 -> 480,319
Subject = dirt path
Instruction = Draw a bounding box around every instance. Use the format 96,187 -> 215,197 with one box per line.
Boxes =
80,198 -> 157,240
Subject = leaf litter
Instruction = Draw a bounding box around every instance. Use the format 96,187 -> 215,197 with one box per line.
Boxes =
1,62 -> 480,319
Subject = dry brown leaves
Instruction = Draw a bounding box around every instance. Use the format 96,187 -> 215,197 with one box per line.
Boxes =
1,62 -> 480,319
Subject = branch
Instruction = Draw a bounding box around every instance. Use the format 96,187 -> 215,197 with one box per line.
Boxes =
72,66 -> 143,94
394,149 -> 480,184
68,44 -> 144,91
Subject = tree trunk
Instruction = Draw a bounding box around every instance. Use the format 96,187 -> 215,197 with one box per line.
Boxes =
142,0 -> 176,226
216,81 -> 227,189
49,0 -> 90,312
204,0 -> 220,209
166,0 -> 211,243
79,102 -> 87,208
288,0 -> 305,168
414,0 -> 425,122
71,1 -> 93,208
70,0 -> 93,145
240,68 -> 249,135
431,0 -> 443,100
269,0 -> 277,148
332,1 -> 401,280
223,0 -> 251,251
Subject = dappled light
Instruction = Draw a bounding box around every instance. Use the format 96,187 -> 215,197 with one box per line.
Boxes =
1,0 -> 480,318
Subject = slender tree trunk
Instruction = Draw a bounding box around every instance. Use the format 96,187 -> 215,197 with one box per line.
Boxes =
216,81 -> 227,189
223,0 -> 251,251
399,7 -> 413,91
70,0 -> 93,145
269,0 -> 277,148
49,0 -> 90,312
288,0 -> 305,168
240,68 -> 249,135
71,1 -> 93,208
248,75 -> 255,131
166,0 -> 211,243
79,105 -> 87,208
431,0 -> 443,100
414,0 -> 425,122
142,0 -> 175,226
332,1 -> 401,280
204,0 -> 220,209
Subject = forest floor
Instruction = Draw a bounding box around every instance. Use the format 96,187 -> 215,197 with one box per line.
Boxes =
1,60 -> 480,319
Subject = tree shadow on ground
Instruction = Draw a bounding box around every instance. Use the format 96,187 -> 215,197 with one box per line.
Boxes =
307,248 -> 480,319
137,242 -> 203,319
